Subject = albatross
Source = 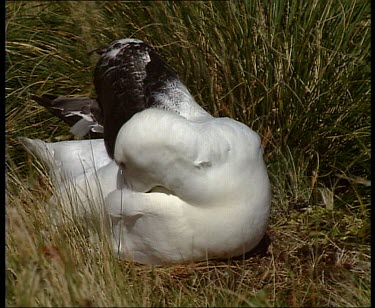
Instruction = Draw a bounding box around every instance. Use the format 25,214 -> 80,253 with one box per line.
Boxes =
19,38 -> 272,265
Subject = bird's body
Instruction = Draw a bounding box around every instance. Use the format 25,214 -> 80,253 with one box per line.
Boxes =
18,137 -> 121,216
20,38 -> 271,264
108,108 -> 270,264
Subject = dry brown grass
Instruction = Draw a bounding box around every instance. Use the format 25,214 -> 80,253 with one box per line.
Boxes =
6,162 -> 370,307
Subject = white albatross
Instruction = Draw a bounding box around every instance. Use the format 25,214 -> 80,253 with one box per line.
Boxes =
19,38 -> 272,265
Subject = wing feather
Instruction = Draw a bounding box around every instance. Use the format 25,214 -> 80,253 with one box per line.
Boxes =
32,94 -> 103,138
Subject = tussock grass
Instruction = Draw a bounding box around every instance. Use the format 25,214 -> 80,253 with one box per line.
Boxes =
6,1 -> 370,306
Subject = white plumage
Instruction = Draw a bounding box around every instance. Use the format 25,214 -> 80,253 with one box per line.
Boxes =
19,38 -> 271,265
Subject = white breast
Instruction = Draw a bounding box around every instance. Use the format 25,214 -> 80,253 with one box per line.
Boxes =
108,108 -> 271,264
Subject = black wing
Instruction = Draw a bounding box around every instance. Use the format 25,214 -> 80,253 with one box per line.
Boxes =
93,39 -> 180,158
32,94 -> 103,139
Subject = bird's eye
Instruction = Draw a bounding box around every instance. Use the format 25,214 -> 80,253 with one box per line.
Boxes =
113,43 -> 122,49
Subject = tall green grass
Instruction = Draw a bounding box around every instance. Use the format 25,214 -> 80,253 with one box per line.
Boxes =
6,1 -> 370,306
